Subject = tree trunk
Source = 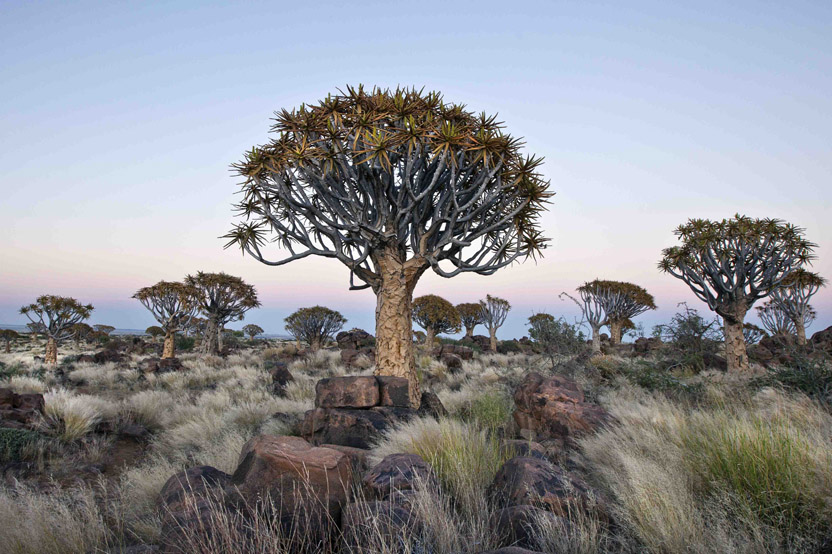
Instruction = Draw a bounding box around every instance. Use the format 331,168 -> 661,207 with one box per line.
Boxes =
30,333 -> 38,345
591,326 -> 601,354
724,318 -> 749,372
310,337 -> 322,351
45,337 -> 58,365
4,340 -> 9,354
424,328 -> 435,347
217,327 -> 224,353
202,318 -> 219,355
373,248 -> 426,408
464,327 -> 474,339
795,318 -> 807,346
609,320 -> 622,345
489,329 -> 497,352
162,330 -> 175,359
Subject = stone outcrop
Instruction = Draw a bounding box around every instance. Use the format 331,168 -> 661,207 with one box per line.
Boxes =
0,388 -> 44,429
491,504 -> 566,550
337,329 -> 376,367
417,391 -> 448,419
142,357 -> 184,374
633,336 -> 662,354
431,343 -> 474,361
513,372 -> 610,445
363,453 -> 436,500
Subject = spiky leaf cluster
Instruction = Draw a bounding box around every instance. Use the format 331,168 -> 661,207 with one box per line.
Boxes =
456,302 -> 485,332
284,306 -> 346,347
413,295 -> 461,336
134,281 -> 200,334
769,269 -> 825,328
480,294 -> 511,332
226,86 -> 552,290
579,280 -> 655,324
755,300 -> 813,336
19,296 -> 94,343
185,272 -> 260,326
659,215 -> 816,322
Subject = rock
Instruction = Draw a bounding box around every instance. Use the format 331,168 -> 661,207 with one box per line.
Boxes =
93,349 -> 124,364
341,500 -> 419,548
417,391 -> 448,419
321,443 -> 371,473
76,354 -> 95,363
158,465 -> 231,514
120,424 -> 150,440
159,499 -> 221,554
336,329 -> 374,350
633,337 -> 662,354
702,351 -> 728,371
503,440 -> 549,461
491,504 -> 567,550
432,343 -> 474,361
0,388 -> 44,428
478,548 -> 545,554
377,376 -> 410,407
364,453 -> 436,500
512,373 -> 610,444
142,357 -> 183,373
230,435 -> 352,521
811,326 -> 832,353
299,407 -> 412,449
441,353 -> 463,371
748,344 -> 774,365
316,376 -> 380,408
488,456 -> 605,519
269,363 -> 294,396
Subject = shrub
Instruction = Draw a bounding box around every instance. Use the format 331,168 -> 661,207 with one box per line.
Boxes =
625,362 -> 705,402
456,389 -> 514,431
755,354 -> 832,407
0,428 -> 40,462
652,303 -> 722,372
528,315 -> 587,370
175,335 -> 196,352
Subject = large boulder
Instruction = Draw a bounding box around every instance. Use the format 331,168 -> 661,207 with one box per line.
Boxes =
341,500 -> 419,549
316,376 -> 380,408
377,376 -> 410,408
417,391 -> 448,419
142,357 -> 183,374
158,465 -> 231,514
811,326 -> 832,353
299,407 -> 413,449
0,388 -> 44,429
336,329 -> 374,350
364,453 -> 436,500
431,343 -> 474,361
491,504 -> 567,550
512,373 -> 610,444
93,349 -> 124,364
269,363 -> 294,396
340,348 -> 374,368
488,456 -> 605,519
633,337 -> 662,355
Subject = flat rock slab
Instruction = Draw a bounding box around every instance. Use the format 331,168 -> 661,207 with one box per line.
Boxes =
364,453 -> 436,500
316,376 -> 380,408
299,407 -> 415,449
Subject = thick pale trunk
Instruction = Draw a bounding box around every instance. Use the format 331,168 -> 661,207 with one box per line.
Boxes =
489,329 -> 497,352
217,327 -> 224,352
4,340 -> 10,353
201,318 -> 220,355
162,331 -> 175,359
424,328 -> 436,347
373,249 -> 425,408
795,319 -> 807,346
310,338 -> 322,351
464,327 -> 474,339
609,320 -> 622,345
45,337 -> 58,365
591,326 -> 601,354
724,318 -> 749,372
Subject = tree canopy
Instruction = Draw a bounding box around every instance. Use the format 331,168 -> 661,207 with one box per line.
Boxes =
20,295 -> 93,343
456,302 -> 485,337
243,324 -> 265,339
284,306 -> 346,350
768,269 -> 825,344
133,281 -> 200,334
412,295 -> 461,340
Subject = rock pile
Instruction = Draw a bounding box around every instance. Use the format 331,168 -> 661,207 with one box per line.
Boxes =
0,388 -> 44,429
337,329 -> 376,367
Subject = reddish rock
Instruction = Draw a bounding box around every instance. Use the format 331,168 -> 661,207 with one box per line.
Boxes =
341,500 -> 419,548
336,329 -> 375,350
502,440 -> 549,461
299,408 -> 393,449
491,504 -> 567,550
269,363 -> 294,396
320,443 -> 371,473
364,453 -> 436,500
158,465 -> 231,514
441,353 -> 463,371
316,376 -> 380,408
417,391 -> 448,419
0,388 -> 44,428
377,376 -> 410,407
513,372 -> 610,444
432,343 -> 474,361
633,337 -> 662,354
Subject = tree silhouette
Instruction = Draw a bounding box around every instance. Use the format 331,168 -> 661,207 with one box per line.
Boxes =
284,307 -> 346,351
185,272 -> 260,355
225,86 -> 551,406
94,324 -> 115,336
134,281 -> 200,358
413,295 -> 461,345
456,303 -> 484,339
2,329 -> 18,353
20,296 -> 93,364
243,324 -> 265,340
768,269 -> 825,345
480,295 -> 511,352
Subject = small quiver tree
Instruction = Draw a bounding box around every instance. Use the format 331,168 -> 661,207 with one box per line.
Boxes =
756,300 -> 806,337
412,295 -> 461,346
94,324 -> 115,336
145,326 -> 165,340
243,324 -> 264,340
185,272 -> 260,356
20,296 -> 93,365
71,323 -> 93,346
560,280 -> 612,354
456,303 -> 485,339
26,322 -> 44,344
595,281 -> 655,346
284,306 -> 346,351
133,281 -> 200,359
768,269 -> 825,345
660,215 -> 815,371
2,329 -> 19,353
224,87 -> 551,407
480,295 -> 511,352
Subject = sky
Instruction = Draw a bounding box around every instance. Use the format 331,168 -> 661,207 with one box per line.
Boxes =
1,0 -> 831,339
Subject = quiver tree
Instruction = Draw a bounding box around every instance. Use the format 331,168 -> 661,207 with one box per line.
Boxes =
26,322 -> 44,344
756,300 -> 814,337
594,281 -> 655,346
284,306 -> 346,351
769,269 -> 825,345
660,215 -> 816,371
145,326 -> 165,339
456,303 -> 485,339
185,272 -> 260,355
19,295 -> 93,364
412,295 -> 461,345
71,323 -> 93,346
560,280 -> 612,353
742,323 -> 766,345
243,324 -> 264,340
94,324 -> 115,336
480,295 -> 511,351
224,86 -> 551,406
133,281 -> 200,359
2,329 -> 19,353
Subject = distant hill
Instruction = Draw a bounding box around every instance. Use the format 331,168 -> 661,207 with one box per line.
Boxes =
0,323 -> 291,340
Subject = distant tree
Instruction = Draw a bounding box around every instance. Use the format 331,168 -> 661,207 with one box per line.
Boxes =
528,315 -> 586,371
243,324 -> 264,340
597,282 -> 656,346
480,295 -> 511,352
26,322 -> 44,344
186,272 -> 260,355
134,280 -> 200,359
183,317 -> 207,338
769,269 -> 825,345
145,325 -> 165,339
20,295 -> 93,364
527,313 -> 555,327
456,303 -> 485,339
742,323 -> 766,345
756,300 -> 805,337
224,87 -> 551,407
94,324 -> 115,336
71,322 -> 93,346
560,280 -> 611,353
412,295 -> 461,346
660,215 -> 815,371
2,329 -> 19,353
284,306 -> 346,351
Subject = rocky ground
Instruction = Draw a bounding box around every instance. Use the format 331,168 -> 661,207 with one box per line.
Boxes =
1,328 -> 831,553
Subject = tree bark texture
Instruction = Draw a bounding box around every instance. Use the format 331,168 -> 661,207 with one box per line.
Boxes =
464,327 -> 474,339
162,331 -> 176,359
795,319 -> 807,346
609,320 -> 622,346
424,328 -> 436,347
489,330 -> 497,352
45,337 -> 58,365
724,318 -> 749,372
591,326 -> 601,354
202,318 -> 220,355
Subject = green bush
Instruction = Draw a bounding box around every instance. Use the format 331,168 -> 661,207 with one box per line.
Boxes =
0,427 -> 40,462
459,389 -> 514,431
176,336 -> 196,352
625,362 -> 704,401
496,340 -> 522,354
0,361 -> 25,381
755,355 -> 832,406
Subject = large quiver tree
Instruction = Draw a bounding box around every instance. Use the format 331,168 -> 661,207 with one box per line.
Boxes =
456,303 -> 485,339
480,295 -> 511,352
768,269 -> 825,345
133,281 -> 200,359
284,306 -> 346,351
225,86 -> 551,406
185,272 -> 260,355
20,295 -> 93,364
413,295 -> 461,346
660,215 -> 815,371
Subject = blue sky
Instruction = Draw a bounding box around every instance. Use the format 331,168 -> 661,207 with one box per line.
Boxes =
1,1 -> 831,338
